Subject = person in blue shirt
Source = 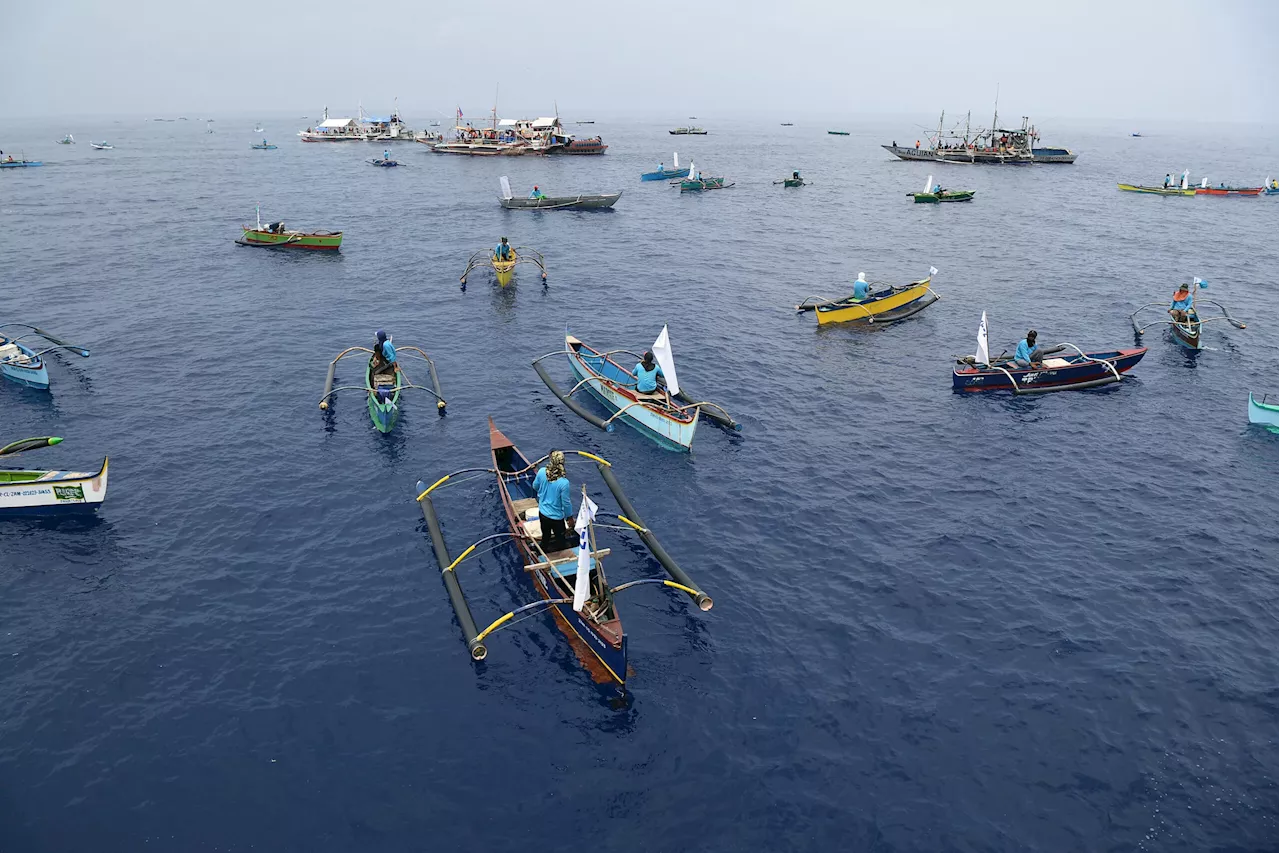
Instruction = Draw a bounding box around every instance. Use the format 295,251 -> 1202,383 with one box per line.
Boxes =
532,450 -> 575,553
1168,283 -> 1195,321
852,272 -> 872,301
632,351 -> 664,396
495,236 -> 512,260
529,185 -> 545,199
657,162 -> 664,173
1014,330 -> 1040,367
383,149 -> 391,161
933,183 -> 943,195
372,329 -> 397,375
1163,173 -> 1172,189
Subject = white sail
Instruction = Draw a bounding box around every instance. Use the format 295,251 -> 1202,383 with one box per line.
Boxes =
687,162 -> 695,179
673,152 -> 679,168
975,311 -> 990,366
572,493 -> 599,612
929,265 -> 939,278
1181,169 -> 1189,189
1200,177 -> 1208,188
499,175 -> 513,200
651,325 -> 680,395
924,173 -> 934,193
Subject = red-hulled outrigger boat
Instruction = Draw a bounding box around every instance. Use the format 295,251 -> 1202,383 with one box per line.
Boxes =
414,419 -> 712,689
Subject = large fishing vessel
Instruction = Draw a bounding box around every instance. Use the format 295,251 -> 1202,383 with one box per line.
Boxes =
426,107 -> 605,156
298,104 -> 420,142
884,98 -> 1077,164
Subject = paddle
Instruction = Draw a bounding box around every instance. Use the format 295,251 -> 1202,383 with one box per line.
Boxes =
0,436 -> 61,457
33,327 -> 90,357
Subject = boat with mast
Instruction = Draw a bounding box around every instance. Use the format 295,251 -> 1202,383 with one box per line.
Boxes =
883,91 -> 1077,164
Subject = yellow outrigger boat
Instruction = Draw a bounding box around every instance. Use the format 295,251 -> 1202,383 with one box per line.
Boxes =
460,243 -> 547,289
797,271 -> 940,326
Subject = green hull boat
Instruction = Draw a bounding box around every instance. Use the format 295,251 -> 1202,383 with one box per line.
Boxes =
237,227 -> 343,250
366,359 -> 401,433
912,191 -> 975,203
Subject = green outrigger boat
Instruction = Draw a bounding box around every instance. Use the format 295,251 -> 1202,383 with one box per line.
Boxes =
319,342 -> 447,434
236,206 -> 342,250
909,174 -> 974,203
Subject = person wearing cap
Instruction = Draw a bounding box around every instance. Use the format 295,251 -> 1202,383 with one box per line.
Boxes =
631,351 -> 665,397
532,450 -> 575,553
494,236 -> 512,260
1014,330 -> 1041,367
529,185 -> 545,199
852,272 -> 872,301
371,329 -> 397,375
1169,283 -> 1195,322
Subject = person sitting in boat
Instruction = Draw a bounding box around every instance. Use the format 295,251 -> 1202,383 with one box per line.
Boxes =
371,330 -> 397,375
533,450 -> 576,553
1014,330 -> 1041,368
933,183 -> 943,195
852,272 -> 872,301
529,185 -> 545,199
792,171 -> 801,181
657,161 -> 664,173
1169,283 -> 1196,321
495,237 -> 512,260
631,351 -> 665,398
266,221 -> 285,234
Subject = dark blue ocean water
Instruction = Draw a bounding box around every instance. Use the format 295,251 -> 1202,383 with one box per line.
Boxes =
1,114 -> 1277,852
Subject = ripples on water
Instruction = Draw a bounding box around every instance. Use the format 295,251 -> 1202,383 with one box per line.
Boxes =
1,115 -> 1276,851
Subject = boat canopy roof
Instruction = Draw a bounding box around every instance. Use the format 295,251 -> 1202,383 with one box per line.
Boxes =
531,117 -> 560,129
364,115 -> 392,123
498,119 -> 519,127
319,118 -> 357,128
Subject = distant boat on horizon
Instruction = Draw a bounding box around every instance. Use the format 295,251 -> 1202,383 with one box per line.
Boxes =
1131,132 -> 1143,137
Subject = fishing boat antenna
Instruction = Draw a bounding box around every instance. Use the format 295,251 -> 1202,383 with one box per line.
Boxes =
992,84 -> 1000,131
256,203 -> 261,230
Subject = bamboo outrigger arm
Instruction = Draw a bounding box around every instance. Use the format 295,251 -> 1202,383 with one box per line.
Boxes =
0,323 -> 91,358
594,463 -> 713,611
396,346 -> 448,410
319,347 -> 372,409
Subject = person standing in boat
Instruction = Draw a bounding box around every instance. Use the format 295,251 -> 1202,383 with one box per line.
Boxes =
372,330 -> 397,375
383,149 -> 391,161
1169,283 -> 1195,321
1163,173 -> 1172,189
631,351 -> 665,398
1014,330 -> 1041,367
494,236 -> 512,260
533,450 -> 575,553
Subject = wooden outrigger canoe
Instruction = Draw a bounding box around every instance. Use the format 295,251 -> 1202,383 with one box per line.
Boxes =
911,190 -> 974,203
641,152 -> 690,181
318,344 -> 447,433
531,332 -> 740,452
1195,186 -> 1262,196
797,273 -> 940,326
1129,280 -> 1245,350
236,206 -> 342,250
678,176 -> 732,192
413,419 -> 713,689
1248,393 -> 1279,431
459,245 -> 547,288
0,324 -> 91,390
0,437 -> 108,514
953,345 -> 1147,393
1117,183 -> 1195,196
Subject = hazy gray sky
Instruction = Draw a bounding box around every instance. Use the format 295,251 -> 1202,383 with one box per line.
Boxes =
2,0 -> 1276,122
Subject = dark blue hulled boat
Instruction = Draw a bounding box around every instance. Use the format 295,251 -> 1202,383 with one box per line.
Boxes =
641,151 -> 690,181
953,346 -> 1147,393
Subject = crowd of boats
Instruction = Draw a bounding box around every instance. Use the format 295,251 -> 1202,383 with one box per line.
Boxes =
6,97 -> 1278,693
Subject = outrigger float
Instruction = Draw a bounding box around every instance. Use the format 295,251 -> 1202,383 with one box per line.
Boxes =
319,342 -> 447,433
0,324 -> 91,389
796,268 -> 940,326
1129,278 -> 1244,350
0,437 -> 108,514
460,242 -> 547,289
954,312 -> 1146,393
532,328 -> 740,452
236,206 -> 342,250
414,418 -> 713,688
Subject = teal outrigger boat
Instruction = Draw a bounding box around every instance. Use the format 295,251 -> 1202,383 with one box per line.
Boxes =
319,340 -> 447,433
1248,393 -> 1278,432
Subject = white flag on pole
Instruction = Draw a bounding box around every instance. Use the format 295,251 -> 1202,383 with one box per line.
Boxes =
923,173 -> 934,193
651,325 -> 680,395
499,175 -> 513,199
572,494 -> 598,611
1181,169 -> 1189,189
673,152 -> 679,168
975,311 -> 990,365
929,265 -> 939,278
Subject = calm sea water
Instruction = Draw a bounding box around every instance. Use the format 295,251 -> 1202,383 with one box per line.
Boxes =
1,113 -> 1276,852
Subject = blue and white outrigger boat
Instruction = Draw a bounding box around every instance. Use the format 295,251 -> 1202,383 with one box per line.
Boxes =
640,152 -> 690,181
0,437 -> 109,514
532,328 -> 739,452
0,324 -> 91,389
